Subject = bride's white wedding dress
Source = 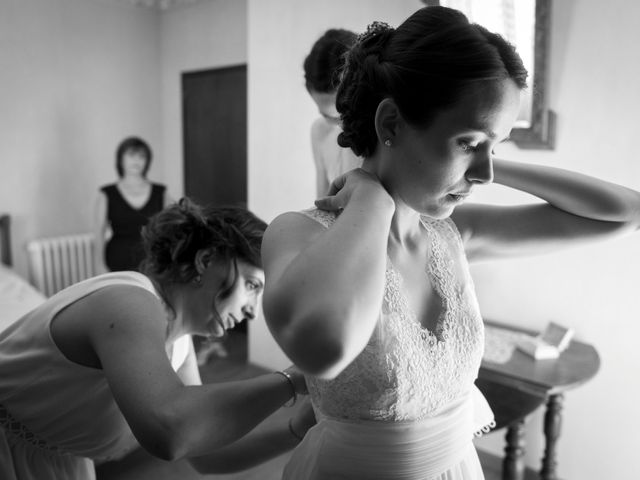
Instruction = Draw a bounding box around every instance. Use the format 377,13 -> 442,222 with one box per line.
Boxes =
283,209 -> 494,480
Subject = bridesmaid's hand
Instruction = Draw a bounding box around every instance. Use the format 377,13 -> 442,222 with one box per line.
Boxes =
289,397 -> 317,439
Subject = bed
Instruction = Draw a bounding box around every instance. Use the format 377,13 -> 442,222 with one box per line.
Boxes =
0,214 -> 46,331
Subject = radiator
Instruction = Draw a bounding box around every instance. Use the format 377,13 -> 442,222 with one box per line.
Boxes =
26,234 -> 95,297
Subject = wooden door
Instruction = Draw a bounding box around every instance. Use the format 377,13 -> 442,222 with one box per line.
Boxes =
183,65 -> 248,339
183,65 -> 247,208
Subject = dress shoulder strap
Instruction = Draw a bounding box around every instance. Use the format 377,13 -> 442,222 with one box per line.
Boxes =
100,184 -> 117,196
420,216 -> 465,249
151,183 -> 166,195
298,208 -> 338,229
146,183 -> 166,210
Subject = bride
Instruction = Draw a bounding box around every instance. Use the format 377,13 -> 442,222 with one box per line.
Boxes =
261,6 -> 640,479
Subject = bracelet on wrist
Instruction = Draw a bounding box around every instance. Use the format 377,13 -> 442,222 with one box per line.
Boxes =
288,418 -> 304,442
274,370 -> 297,407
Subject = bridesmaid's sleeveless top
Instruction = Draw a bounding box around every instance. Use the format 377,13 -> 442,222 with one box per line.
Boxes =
0,272 -> 190,472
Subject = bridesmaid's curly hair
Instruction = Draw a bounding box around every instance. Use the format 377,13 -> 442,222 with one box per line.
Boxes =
140,198 -> 266,288
336,6 -> 528,158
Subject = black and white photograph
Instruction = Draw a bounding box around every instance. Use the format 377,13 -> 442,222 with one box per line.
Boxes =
1,1 -> 638,479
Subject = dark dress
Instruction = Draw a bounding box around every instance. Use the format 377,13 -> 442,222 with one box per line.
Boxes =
100,183 -> 166,271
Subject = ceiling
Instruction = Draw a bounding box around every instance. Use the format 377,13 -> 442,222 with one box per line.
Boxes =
118,0 -> 203,10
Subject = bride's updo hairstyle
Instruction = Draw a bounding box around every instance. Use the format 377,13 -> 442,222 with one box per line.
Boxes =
336,6 -> 529,157
140,198 -> 266,288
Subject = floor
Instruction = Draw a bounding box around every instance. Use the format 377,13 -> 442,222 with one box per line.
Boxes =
95,331 -> 533,480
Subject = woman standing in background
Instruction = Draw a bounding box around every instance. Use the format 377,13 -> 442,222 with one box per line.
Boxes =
94,136 -> 171,273
304,29 -> 362,197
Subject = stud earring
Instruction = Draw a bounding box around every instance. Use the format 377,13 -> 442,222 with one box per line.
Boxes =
193,274 -> 202,285
384,139 -> 392,147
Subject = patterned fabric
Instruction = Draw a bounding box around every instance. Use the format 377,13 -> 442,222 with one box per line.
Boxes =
0,404 -> 66,455
300,208 -> 486,423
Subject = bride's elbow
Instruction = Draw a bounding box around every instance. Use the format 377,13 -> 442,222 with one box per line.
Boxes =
287,330 -> 347,380
611,215 -> 640,235
263,293 -> 365,378
604,192 -> 640,227
633,203 -> 640,232
273,314 -> 355,379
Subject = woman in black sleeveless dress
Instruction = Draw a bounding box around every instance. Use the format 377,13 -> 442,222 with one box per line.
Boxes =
100,182 -> 166,271
94,137 -> 170,272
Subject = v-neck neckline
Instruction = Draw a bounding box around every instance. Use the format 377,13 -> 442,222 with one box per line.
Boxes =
115,182 -> 153,211
385,219 -> 447,341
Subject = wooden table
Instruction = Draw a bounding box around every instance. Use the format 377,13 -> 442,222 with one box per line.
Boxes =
476,320 -> 600,480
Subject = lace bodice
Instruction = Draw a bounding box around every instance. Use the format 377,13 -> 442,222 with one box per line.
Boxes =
302,208 -> 485,422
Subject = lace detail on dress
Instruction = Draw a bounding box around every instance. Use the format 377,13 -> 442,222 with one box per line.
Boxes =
302,209 -> 485,422
299,208 -> 338,228
0,403 -> 70,455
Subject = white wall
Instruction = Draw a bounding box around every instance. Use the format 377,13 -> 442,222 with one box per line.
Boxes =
246,0 -> 422,370
472,1 -> 640,478
248,1 -> 640,479
159,0 -> 247,199
0,0 -> 247,278
0,0 -> 162,277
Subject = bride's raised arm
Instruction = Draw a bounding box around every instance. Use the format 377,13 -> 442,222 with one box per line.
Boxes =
452,158 -> 640,262
262,170 -> 394,379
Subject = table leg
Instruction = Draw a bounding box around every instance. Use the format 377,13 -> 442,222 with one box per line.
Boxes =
540,393 -> 564,480
502,419 -> 525,480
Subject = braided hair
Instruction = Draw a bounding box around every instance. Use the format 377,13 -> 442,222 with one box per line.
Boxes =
336,6 -> 528,158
